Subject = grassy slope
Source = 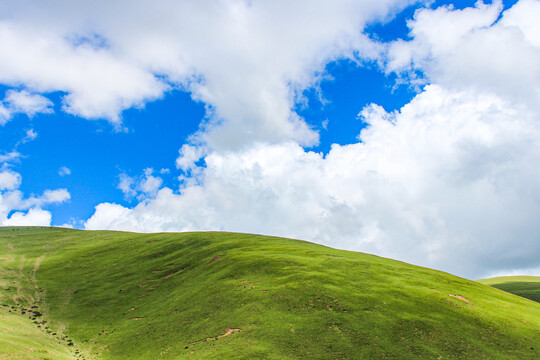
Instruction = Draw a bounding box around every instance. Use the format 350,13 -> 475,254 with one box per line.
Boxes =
478,276 -> 540,303
0,227 -> 539,360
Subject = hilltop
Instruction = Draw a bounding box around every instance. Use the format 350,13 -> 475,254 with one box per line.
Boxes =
0,227 -> 539,359
478,276 -> 540,303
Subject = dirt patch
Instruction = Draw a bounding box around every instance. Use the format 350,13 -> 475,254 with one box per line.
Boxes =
208,255 -> 224,264
187,328 -> 243,348
260,290 -> 269,293
448,294 -> 473,306
128,317 -> 145,320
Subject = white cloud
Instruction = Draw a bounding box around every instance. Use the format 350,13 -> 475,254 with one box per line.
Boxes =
4,90 -> 53,117
58,166 -> 71,176
0,151 -> 20,163
386,0 -> 540,109
0,125 -> 70,227
38,189 -> 71,205
176,144 -> 205,172
85,0 -> 540,279
86,82 -> 540,279
0,170 -> 21,190
0,90 -> 53,125
0,103 -> 9,125
117,169 -> 163,201
3,208 -> 52,226
117,173 -> 136,199
1,0 -> 536,279
0,23 -> 165,125
0,0 -> 413,139
15,129 -> 38,146
139,172 -> 163,198
0,168 -> 70,226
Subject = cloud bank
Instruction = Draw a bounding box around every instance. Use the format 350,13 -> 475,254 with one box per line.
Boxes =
84,0 -> 540,279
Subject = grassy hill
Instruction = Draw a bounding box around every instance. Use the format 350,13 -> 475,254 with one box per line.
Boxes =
0,227 -> 539,359
478,276 -> 540,303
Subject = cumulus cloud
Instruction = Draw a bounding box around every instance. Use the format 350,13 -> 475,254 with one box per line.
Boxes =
87,1 -> 540,279
86,83 -> 540,279
386,0 -> 540,108
3,208 -> 52,226
0,0 -> 413,139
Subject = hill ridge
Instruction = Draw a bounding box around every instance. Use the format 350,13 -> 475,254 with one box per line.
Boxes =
1,227 -> 539,359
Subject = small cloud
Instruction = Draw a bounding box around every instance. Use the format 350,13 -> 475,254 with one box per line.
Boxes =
2,208 -> 52,226
0,90 -> 54,125
58,223 -> 74,229
118,173 -> 136,199
4,90 -> 53,117
0,170 -> 22,190
117,169 -> 163,201
160,168 -> 170,174
0,104 -> 10,125
58,166 -> 71,176
16,129 -> 38,146
321,119 -> 329,130
176,144 -> 205,171
25,129 -> 38,141
0,151 -> 21,163
14,128 -> 39,148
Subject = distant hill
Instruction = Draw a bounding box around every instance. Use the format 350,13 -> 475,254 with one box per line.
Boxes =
1,227 -> 539,359
478,276 -> 540,303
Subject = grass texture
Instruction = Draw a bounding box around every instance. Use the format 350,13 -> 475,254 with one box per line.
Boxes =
0,227 -> 539,359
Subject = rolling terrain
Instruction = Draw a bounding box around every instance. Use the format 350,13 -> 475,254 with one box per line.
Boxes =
0,227 -> 539,359
478,276 -> 540,303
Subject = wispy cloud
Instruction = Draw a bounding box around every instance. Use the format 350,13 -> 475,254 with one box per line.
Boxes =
58,166 -> 71,176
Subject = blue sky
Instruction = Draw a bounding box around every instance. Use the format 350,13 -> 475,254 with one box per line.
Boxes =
0,0 -> 538,279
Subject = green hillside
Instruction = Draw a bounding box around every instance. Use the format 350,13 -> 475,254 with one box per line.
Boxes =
478,276 -> 540,303
0,227 -> 539,359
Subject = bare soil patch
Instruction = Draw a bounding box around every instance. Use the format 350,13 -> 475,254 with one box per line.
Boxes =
448,294 -> 473,306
